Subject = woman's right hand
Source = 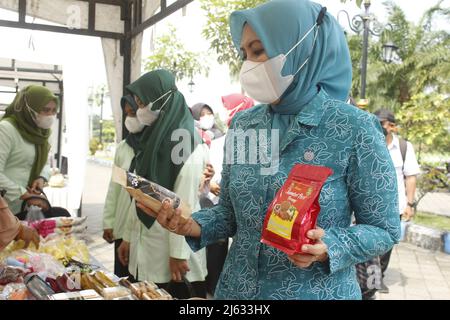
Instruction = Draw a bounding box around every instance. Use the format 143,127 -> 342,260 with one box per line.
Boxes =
103,229 -> 115,244
136,201 -> 201,238
117,241 -> 130,266
15,224 -> 40,249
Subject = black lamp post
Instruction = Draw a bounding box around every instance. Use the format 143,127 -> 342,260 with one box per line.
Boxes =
98,86 -> 105,148
338,0 -> 398,100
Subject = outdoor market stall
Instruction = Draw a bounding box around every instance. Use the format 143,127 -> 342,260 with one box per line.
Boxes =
0,215 -> 174,300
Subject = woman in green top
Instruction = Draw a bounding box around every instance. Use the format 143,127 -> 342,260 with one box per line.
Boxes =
118,69 -> 210,299
0,85 -> 58,216
102,94 -> 144,277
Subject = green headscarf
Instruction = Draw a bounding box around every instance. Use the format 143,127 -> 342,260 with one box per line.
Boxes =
126,69 -> 201,228
121,94 -> 143,172
2,85 -> 59,186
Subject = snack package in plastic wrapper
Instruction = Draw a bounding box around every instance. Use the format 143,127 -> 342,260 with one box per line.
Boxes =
28,217 -> 87,238
119,278 -> 172,300
24,274 -> 55,300
1,235 -> 90,264
0,283 -> 31,300
112,166 -> 192,222
0,263 -> 26,285
48,289 -> 104,300
261,164 -> 333,255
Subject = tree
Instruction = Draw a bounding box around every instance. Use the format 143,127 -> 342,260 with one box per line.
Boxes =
201,0 -> 266,80
347,1 -> 450,153
144,25 -> 209,81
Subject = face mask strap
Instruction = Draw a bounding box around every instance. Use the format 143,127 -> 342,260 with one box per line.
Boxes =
24,96 -> 38,119
158,93 -> 172,115
289,6 -> 327,76
150,90 -> 173,108
285,23 -> 317,57
293,25 -> 320,76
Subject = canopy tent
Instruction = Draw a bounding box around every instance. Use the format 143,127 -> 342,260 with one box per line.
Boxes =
0,0 -> 193,216
0,0 -> 194,141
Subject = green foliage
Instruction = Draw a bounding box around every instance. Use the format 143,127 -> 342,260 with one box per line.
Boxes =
101,120 -> 116,144
348,1 -> 450,152
413,211 -> 450,232
340,0 -> 364,7
396,93 -> 450,155
200,0 -> 266,79
89,138 -> 99,156
416,163 -> 450,208
144,25 -> 209,81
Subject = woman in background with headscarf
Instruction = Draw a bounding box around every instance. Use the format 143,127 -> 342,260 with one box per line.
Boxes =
102,95 -> 144,277
0,85 -> 58,217
140,0 -> 400,300
117,69 -> 209,299
201,93 -> 254,296
190,103 -> 224,147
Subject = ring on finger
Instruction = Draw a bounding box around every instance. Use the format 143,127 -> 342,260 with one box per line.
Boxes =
168,225 -> 177,232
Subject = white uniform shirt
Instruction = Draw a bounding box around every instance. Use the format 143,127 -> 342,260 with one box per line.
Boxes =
387,134 -> 420,215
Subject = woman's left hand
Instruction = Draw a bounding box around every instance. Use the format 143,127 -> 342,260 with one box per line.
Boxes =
287,228 -> 328,269
30,178 -> 46,193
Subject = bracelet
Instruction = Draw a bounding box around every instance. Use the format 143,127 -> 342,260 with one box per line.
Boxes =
0,206 -> 9,210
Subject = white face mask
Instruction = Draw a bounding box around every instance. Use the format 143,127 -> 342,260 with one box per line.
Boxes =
136,90 -> 172,126
239,22 -> 319,104
25,98 -> 56,129
125,116 -> 145,133
35,114 -> 56,129
199,114 -> 215,130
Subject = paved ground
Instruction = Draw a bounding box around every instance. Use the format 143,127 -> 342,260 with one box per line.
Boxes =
80,161 -> 450,300
82,161 -> 114,273
377,243 -> 450,300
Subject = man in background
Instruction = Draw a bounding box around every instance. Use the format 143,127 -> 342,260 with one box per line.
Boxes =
374,109 -> 421,294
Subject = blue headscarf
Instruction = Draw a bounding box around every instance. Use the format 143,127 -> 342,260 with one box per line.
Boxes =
230,0 -> 352,115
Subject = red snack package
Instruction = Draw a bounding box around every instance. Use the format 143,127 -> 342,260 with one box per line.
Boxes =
261,164 -> 333,255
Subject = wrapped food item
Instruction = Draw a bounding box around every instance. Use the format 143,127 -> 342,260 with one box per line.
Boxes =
101,287 -> 131,300
24,274 -> 55,300
118,279 -> 172,300
261,164 -> 333,255
48,289 -> 103,300
112,166 -> 191,222
93,271 -> 117,288
0,283 -> 30,300
0,264 -> 26,285
38,236 -> 90,263
29,218 -> 87,238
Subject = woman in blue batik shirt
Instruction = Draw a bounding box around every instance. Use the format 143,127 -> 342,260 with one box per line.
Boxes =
137,0 -> 400,300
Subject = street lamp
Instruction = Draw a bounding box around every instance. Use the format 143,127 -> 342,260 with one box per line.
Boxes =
188,77 -> 195,93
337,0 -> 398,99
382,41 -> 399,64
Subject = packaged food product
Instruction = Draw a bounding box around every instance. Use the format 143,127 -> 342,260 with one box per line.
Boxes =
101,287 -> 131,300
48,289 -> 103,300
93,271 -> 117,288
0,283 -> 30,300
118,279 -> 172,300
112,166 -> 191,222
24,274 -> 55,300
0,264 -> 26,285
261,164 -> 333,255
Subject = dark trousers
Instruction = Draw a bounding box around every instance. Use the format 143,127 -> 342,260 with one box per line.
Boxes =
114,239 -> 130,278
206,240 -> 228,295
380,248 -> 393,277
